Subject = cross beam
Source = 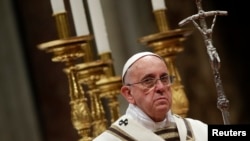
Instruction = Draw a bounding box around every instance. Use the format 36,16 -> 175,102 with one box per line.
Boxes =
179,0 -> 230,125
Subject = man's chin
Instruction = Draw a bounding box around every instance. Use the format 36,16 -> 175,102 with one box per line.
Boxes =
156,104 -> 169,112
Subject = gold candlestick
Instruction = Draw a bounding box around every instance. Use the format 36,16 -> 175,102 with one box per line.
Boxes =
154,9 -> 169,32
37,35 -> 94,141
53,12 -> 71,39
76,60 -> 108,137
38,5 -> 116,139
96,52 -> 122,124
64,67 -> 92,141
139,9 -> 192,117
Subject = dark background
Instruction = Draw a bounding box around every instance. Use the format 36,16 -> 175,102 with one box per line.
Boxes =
9,0 -> 250,141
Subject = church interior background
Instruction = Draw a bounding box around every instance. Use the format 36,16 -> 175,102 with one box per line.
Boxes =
1,0 -> 249,141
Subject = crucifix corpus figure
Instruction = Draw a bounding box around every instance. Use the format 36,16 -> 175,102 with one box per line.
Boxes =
178,0 -> 230,125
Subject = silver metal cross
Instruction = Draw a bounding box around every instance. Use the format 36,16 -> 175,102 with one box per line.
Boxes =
179,0 -> 230,125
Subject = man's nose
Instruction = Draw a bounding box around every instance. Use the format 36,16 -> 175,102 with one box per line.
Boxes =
155,79 -> 165,88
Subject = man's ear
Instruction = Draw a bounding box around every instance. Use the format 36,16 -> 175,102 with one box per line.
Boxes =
120,85 -> 135,104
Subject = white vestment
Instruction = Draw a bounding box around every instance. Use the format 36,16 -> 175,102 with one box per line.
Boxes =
93,104 -> 208,141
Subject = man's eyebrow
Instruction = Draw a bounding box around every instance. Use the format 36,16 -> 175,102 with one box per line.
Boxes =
141,72 -> 169,79
161,72 -> 169,77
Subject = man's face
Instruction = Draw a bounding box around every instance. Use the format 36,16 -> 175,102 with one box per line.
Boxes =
124,55 -> 172,122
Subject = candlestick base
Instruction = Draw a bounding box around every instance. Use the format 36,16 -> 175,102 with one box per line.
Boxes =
37,35 -> 98,140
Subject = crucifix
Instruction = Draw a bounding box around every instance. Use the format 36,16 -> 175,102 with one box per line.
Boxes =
179,0 -> 230,125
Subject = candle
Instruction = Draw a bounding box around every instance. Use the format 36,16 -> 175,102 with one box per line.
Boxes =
50,0 -> 66,14
69,0 -> 89,36
151,0 -> 166,11
87,0 -> 111,54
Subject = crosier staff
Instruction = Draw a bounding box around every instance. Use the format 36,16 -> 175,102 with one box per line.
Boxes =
178,0 -> 230,125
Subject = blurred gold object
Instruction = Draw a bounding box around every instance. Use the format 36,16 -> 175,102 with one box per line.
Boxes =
37,35 -> 122,139
65,67 -> 92,141
154,10 -> 169,32
139,9 -> 192,117
38,35 -> 94,141
76,60 -> 108,137
53,12 -> 71,39
97,52 -> 122,124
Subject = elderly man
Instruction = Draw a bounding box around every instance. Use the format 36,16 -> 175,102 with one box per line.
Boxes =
93,51 -> 208,141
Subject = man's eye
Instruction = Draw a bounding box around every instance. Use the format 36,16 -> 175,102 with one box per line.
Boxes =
142,78 -> 154,84
161,76 -> 169,82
